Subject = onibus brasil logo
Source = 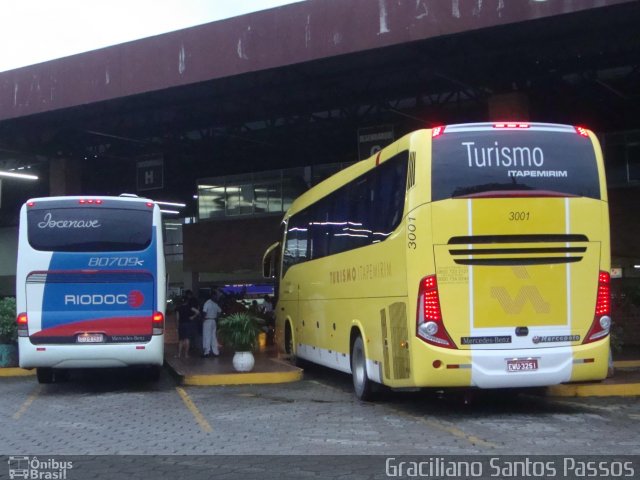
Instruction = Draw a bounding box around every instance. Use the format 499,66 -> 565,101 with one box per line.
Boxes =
8,456 -> 73,479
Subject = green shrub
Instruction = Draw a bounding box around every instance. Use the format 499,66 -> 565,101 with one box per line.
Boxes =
0,297 -> 17,344
217,312 -> 262,351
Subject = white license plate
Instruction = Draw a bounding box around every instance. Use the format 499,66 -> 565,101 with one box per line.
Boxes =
506,358 -> 538,372
77,334 -> 105,343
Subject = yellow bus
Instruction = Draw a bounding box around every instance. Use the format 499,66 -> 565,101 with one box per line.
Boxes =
263,122 -> 611,399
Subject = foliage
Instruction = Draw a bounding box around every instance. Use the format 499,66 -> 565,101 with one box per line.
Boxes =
611,280 -> 640,350
610,323 -> 624,353
217,312 -> 263,352
0,297 -> 17,344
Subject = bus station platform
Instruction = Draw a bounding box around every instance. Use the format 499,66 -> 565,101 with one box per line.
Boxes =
164,345 -> 303,386
546,356 -> 640,397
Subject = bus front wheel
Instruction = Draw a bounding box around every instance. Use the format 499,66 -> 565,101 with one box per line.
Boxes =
351,335 -> 373,401
36,368 -> 54,384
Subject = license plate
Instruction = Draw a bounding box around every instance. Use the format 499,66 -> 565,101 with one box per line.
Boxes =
506,358 -> 538,372
77,333 -> 105,343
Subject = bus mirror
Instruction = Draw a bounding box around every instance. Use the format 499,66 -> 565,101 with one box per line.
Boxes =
263,242 -> 280,278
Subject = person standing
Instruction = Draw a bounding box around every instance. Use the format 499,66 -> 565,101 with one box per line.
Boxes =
176,293 -> 199,359
202,290 -> 222,358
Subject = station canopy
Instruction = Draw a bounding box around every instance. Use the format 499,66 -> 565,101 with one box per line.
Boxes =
0,0 -> 638,224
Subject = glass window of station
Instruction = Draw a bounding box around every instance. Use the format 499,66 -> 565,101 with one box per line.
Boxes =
197,163 -> 352,221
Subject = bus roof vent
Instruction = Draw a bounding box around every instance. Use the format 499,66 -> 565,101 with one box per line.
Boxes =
119,193 -> 139,198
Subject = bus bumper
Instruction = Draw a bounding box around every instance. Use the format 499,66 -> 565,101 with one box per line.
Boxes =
412,338 -> 609,389
18,335 -> 164,369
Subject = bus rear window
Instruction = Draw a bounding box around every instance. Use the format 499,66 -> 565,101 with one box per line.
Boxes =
431,130 -> 600,201
27,207 -> 153,252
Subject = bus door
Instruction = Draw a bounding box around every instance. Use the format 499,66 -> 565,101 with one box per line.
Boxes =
280,220 -> 303,355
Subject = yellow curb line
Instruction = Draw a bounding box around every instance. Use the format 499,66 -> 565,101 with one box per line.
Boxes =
13,386 -> 40,420
175,386 -> 213,432
0,368 -> 35,377
614,360 -> 640,369
183,368 -> 303,386
547,382 -> 640,397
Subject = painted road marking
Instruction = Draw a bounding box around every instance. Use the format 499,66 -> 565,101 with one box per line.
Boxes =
552,399 -> 616,412
308,380 -> 497,448
385,405 -> 498,449
176,387 -> 213,433
13,386 -> 40,420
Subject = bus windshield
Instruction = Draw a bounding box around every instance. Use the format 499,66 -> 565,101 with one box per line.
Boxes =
27,207 -> 153,252
431,128 -> 600,200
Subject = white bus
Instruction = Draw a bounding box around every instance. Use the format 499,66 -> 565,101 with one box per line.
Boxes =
16,195 -> 166,383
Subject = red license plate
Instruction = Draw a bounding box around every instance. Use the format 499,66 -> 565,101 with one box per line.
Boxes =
506,358 -> 538,372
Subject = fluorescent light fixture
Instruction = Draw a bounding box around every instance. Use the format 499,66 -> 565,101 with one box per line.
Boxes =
0,170 -> 38,180
160,209 -> 180,215
193,195 -> 199,199
164,223 -> 182,226
155,201 -> 186,207
634,265 -> 640,269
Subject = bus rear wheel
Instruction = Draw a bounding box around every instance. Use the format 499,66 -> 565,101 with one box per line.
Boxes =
36,368 -> 54,384
351,335 -> 373,401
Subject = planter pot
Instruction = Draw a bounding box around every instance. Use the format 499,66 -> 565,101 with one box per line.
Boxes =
232,351 -> 255,372
0,344 -> 18,368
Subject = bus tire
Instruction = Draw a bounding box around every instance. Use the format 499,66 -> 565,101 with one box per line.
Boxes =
351,335 -> 373,401
36,368 -> 54,384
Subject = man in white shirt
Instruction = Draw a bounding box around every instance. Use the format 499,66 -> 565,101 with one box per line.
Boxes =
202,291 -> 222,357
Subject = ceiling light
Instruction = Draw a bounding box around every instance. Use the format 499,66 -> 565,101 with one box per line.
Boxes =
155,201 -> 186,208
0,170 -> 38,180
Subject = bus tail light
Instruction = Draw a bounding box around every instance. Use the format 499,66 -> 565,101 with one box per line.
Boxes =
493,122 -> 529,129
152,312 -> 164,335
416,275 -> 456,349
575,126 -> 590,137
17,312 -> 29,337
432,126 -> 445,138
583,271 -> 611,344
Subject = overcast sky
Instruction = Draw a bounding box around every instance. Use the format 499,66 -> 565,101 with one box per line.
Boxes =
0,0 -> 304,72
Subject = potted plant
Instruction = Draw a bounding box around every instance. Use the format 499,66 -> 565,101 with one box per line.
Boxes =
217,312 -> 263,372
0,297 -> 18,368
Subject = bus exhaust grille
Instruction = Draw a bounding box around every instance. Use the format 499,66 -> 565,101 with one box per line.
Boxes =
406,152 -> 416,190
389,302 -> 410,379
448,234 -> 588,244
449,247 -> 586,256
454,257 -> 582,266
448,235 -> 588,266
380,308 -> 391,381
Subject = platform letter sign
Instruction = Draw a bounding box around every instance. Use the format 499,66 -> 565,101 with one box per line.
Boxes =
137,158 -> 164,191
358,125 -> 394,160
